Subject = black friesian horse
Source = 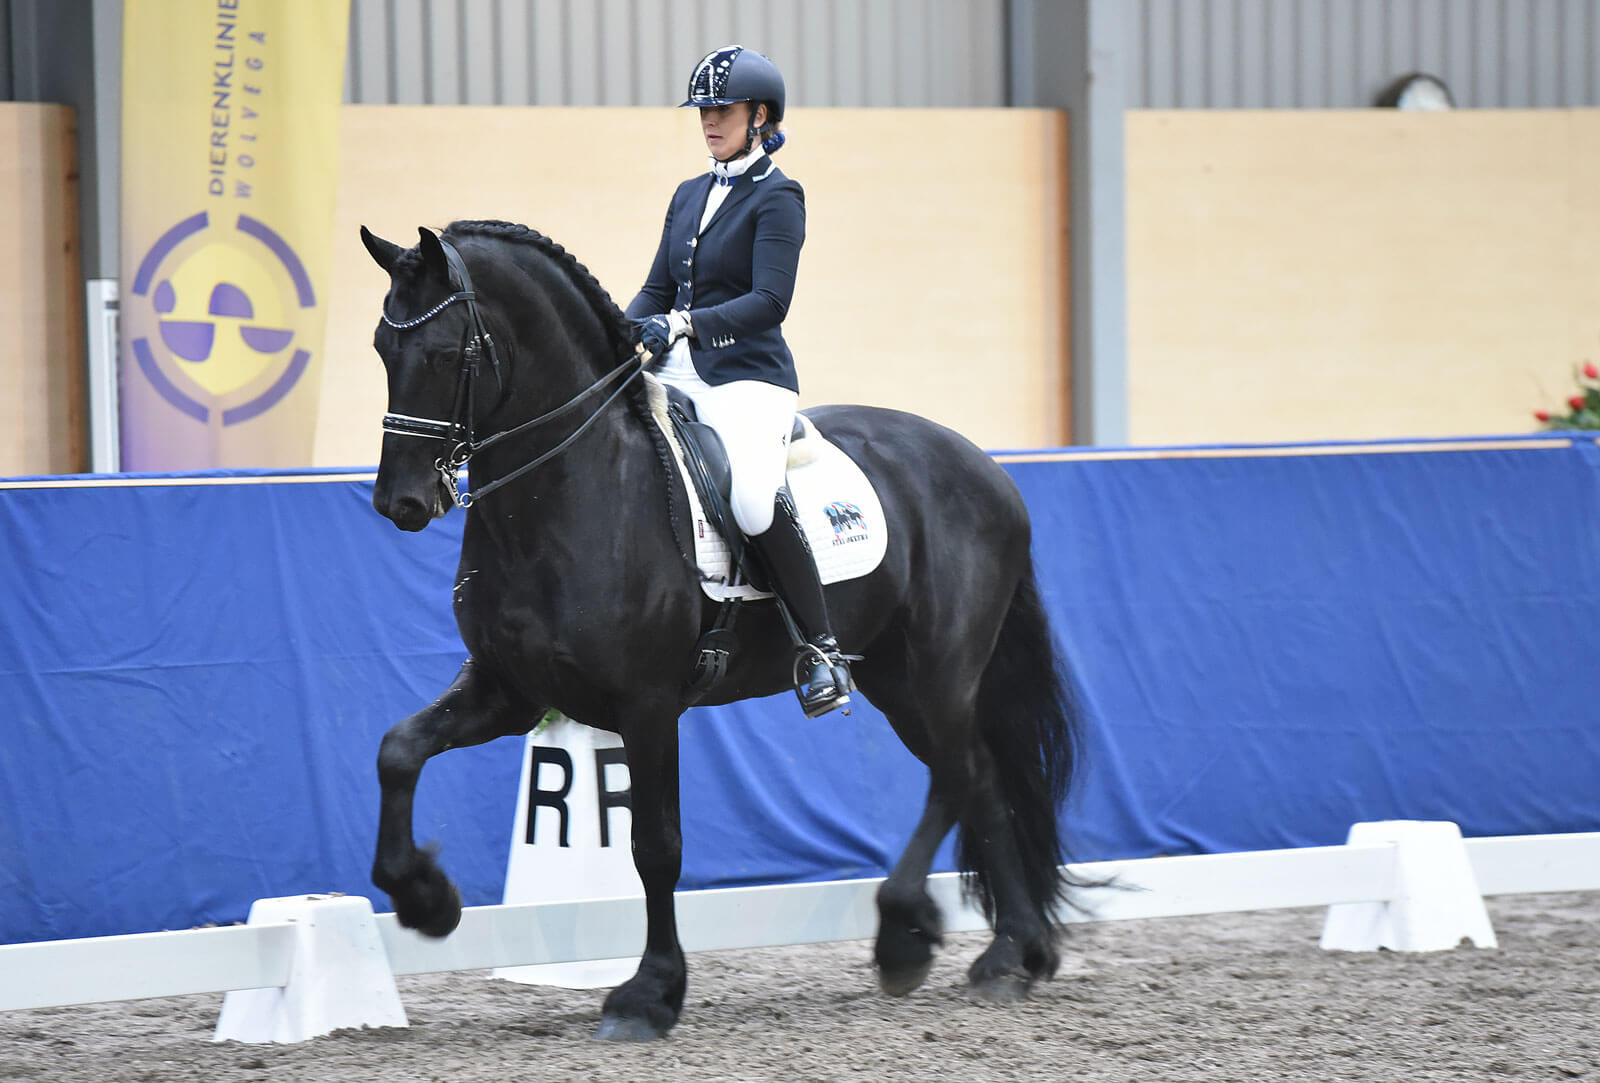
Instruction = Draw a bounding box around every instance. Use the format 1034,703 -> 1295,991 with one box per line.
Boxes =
360,220 -> 1091,1041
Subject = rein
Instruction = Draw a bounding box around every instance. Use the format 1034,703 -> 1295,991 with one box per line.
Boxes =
380,237 -> 643,509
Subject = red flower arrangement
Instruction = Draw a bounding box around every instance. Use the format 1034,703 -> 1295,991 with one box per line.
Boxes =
1536,361 -> 1600,430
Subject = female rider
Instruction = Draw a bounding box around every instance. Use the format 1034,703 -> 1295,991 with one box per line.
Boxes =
626,46 -> 852,719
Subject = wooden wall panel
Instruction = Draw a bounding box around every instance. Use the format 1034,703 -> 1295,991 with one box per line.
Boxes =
1126,109 -> 1600,444
317,106 -> 1070,466
1570,110 -> 1600,393
0,104 -> 85,476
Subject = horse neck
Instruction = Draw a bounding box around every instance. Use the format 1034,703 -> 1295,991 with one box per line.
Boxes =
481,251 -> 625,411
464,251 -> 653,521
462,389 -> 658,559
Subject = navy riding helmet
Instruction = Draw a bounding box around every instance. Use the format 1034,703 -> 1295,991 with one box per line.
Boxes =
681,45 -> 786,133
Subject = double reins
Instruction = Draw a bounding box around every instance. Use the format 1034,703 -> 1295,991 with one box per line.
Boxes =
380,237 -> 643,509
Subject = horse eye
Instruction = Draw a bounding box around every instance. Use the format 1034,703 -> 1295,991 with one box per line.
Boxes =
423,344 -> 457,368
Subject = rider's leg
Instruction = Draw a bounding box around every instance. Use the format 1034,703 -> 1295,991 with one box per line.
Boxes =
750,486 -> 855,716
693,380 -> 853,717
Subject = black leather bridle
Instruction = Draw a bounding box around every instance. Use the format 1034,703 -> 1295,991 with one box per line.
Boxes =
380,237 -> 642,509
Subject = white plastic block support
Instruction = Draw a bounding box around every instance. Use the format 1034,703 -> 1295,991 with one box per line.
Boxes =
213,894 -> 408,1044
1320,821 -> 1498,952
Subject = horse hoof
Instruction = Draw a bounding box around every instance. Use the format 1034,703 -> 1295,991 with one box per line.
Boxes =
877,959 -> 934,997
969,973 -> 1032,1004
594,1015 -> 667,1042
413,891 -> 462,938
392,871 -> 462,938
873,896 -> 943,997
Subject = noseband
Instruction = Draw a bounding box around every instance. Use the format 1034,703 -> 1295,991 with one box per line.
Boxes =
380,238 -> 642,508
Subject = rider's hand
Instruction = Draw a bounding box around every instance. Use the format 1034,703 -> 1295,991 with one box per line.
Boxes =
635,311 -> 691,357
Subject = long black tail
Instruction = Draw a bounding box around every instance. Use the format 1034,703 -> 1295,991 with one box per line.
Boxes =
955,561 -> 1091,927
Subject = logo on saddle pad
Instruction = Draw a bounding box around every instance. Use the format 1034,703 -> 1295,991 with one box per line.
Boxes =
826,502 -> 869,545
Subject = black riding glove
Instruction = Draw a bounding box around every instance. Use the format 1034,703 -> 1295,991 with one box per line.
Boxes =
634,311 -> 691,357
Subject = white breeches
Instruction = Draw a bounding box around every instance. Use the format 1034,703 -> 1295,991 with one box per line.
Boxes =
654,351 -> 796,536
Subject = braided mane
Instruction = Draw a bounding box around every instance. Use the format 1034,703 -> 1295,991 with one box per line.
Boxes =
441,219 -> 635,356
431,219 -> 693,567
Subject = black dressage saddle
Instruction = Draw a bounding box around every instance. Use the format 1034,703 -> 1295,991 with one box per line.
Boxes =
662,384 -> 806,573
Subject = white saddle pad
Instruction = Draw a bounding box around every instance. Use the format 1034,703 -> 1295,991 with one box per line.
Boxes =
645,375 -> 889,602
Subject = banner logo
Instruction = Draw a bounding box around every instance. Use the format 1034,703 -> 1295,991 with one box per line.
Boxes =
129,211 -> 315,426
119,0 -> 348,467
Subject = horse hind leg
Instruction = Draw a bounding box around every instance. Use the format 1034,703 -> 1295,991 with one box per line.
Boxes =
960,569 -> 1080,1003
373,659 -> 530,937
880,703 -> 1059,1003
958,742 -> 1062,1003
868,700 -> 1054,1003
873,781 -> 956,996
869,710 -> 1054,1003
853,657 -> 964,998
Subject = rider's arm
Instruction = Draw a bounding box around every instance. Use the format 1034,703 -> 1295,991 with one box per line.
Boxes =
687,180 -> 804,345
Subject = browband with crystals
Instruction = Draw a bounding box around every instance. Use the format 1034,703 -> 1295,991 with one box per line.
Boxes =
381,292 -> 471,330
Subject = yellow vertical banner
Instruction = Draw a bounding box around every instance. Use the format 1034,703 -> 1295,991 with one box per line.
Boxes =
119,0 -> 349,469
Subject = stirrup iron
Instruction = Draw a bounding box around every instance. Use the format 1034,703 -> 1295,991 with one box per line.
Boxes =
793,639 -> 858,719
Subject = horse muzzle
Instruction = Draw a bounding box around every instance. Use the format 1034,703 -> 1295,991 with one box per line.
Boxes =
377,492 -> 445,532
373,463 -> 451,532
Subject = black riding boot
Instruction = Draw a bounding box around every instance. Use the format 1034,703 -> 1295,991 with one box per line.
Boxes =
749,488 -> 855,718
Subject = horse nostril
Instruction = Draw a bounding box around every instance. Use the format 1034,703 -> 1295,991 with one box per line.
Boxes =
384,495 -> 432,532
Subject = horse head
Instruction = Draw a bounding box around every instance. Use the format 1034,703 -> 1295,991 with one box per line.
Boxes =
362,221 -> 642,531
361,224 -> 497,531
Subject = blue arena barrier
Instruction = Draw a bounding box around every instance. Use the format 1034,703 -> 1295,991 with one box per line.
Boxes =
2,435 -> 1597,944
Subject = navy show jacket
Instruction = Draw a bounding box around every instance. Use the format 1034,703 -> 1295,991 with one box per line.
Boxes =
625,156 -> 805,391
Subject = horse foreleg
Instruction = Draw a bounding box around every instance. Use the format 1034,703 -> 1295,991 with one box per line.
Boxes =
595,712 -> 686,1042
373,659 -> 529,937
874,781 -> 957,995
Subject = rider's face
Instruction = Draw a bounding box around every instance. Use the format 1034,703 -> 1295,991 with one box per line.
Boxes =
700,102 -> 765,161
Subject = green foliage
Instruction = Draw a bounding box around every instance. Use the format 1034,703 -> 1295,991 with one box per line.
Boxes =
532,707 -> 567,735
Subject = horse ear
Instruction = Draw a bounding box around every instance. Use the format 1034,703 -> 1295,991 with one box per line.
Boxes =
360,225 -> 403,274
416,227 -> 451,282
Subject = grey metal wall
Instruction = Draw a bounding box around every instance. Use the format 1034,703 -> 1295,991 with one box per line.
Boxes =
0,0 -> 12,101
4,1 -> 1600,110
1127,0 -> 1600,108
343,0 -> 1009,107
343,0 -> 1600,112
